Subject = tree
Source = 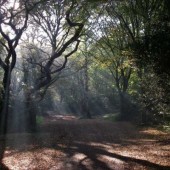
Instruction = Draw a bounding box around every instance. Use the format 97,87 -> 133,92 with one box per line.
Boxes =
18,0 -> 85,131
0,0 -> 86,133
106,0 -> 170,123
0,0 -> 35,134
89,12 -> 134,119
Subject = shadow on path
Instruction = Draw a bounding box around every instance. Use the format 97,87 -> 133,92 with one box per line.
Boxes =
1,119 -> 170,170
56,141 -> 170,170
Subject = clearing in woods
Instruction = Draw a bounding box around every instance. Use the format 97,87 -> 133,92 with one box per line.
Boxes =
0,115 -> 170,170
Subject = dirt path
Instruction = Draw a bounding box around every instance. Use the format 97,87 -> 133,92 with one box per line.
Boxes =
1,117 -> 170,170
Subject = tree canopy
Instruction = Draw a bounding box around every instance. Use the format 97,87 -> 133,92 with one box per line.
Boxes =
0,0 -> 169,133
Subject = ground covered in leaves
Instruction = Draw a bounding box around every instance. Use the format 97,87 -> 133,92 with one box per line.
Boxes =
0,115 -> 170,170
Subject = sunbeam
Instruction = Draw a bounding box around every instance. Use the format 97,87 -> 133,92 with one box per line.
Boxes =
0,0 -> 170,169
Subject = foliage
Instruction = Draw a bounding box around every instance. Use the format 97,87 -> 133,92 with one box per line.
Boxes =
0,0 -> 169,133
139,70 -> 170,124
36,115 -> 44,125
105,0 -> 170,123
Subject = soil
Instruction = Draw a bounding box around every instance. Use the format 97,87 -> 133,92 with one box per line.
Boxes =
0,115 -> 170,170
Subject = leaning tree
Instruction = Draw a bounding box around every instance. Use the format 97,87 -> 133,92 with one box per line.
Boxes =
17,0 -> 87,131
0,0 -> 42,134
0,0 -> 87,133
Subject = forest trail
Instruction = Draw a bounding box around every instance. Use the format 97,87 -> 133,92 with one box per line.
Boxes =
1,116 -> 170,170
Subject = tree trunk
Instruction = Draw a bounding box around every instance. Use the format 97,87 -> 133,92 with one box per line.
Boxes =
119,92 -> 127,120
80,99 -> 91,119
25,93 -> 37,132
0,69 -> 11,134
84,52 -> 91,118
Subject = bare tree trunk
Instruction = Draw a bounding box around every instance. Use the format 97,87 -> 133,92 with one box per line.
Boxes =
84,54 -> 91,118
25,93 -> 37,132
0,68 -> 11,134
119,92 -> 126,120
119,92 -> 125,120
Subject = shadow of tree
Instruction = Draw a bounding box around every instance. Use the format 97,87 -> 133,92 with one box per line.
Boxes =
8,139 -> 169,170
1,120 -> 170,170
58,141 -> 170,170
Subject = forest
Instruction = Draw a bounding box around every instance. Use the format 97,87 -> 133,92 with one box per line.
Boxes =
0,0 -> 170,169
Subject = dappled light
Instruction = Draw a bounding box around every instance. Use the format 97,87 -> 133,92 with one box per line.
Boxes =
0,0 -> 170,169
1,118 -> 170,170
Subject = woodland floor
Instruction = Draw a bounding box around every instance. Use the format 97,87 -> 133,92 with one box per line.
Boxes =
0,115 -> 170,170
